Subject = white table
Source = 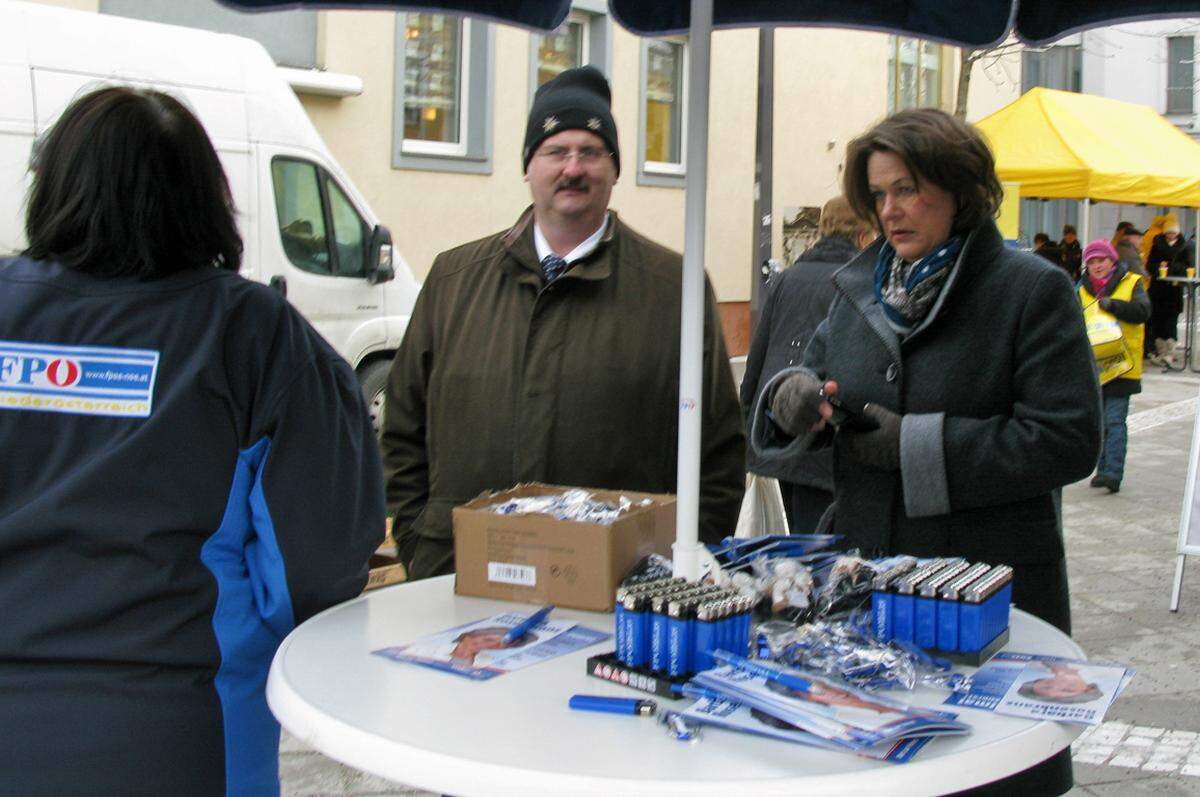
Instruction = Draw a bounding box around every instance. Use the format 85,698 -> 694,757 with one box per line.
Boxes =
267,576 -> 1084,796
1160,275 -> 1200,372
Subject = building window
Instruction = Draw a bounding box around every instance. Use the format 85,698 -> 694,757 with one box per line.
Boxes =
887,37 -> 943,113
100,0 -> 317,68
1168,36 -> 1195,115
392,14 -> 493,174
1022,45 -> 1082,93
529,5 -> 611,103
639,38 -> 687,186
535,13 -> 587,87
402,15 -> 468,156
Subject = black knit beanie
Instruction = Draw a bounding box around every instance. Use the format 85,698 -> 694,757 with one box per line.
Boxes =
522,65 -> 620,176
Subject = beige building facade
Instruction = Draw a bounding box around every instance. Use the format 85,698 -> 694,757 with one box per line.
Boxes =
32,0 -> 1022,352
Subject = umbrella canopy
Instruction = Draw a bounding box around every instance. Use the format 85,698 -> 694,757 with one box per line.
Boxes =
216,0 -> 569,30
977,87 -> 1200,207
608,0 -> 1200,47
217,0 -> 1200,579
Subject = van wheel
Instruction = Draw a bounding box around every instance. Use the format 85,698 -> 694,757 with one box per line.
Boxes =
358,359 -> 392,437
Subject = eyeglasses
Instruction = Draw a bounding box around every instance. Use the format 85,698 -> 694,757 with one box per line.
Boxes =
535,146 -> 612,166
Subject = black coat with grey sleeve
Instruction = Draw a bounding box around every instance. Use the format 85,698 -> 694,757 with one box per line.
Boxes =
751,220 -> 1102,632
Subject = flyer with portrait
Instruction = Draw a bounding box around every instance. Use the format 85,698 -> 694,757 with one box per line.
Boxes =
944,652 -> 1133,726
372,612 -> 610,681
682,696 -> 937,763
691,665 -> 969,751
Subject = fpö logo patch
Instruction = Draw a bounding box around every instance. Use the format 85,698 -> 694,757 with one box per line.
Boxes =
0,340 -> 159,418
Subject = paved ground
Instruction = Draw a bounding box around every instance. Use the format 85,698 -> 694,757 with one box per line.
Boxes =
280,369 -> 1200,797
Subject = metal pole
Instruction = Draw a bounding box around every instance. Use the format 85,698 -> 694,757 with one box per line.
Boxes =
673,0 -> 713,582
750,27 -> 775,332
1080,198 -> 1090,243
1171,553 -> 1186,612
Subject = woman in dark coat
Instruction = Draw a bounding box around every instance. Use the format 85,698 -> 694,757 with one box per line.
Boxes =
1146,220 -> 1188,363
741,196 -> 873,531
752,108 -> 1101,796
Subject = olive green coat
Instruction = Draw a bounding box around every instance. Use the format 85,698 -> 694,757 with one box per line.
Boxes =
382,207 -> 746,579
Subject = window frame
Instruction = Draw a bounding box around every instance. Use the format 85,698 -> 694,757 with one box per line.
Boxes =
530,11 -> 590,93
392,14 -> 494,175
399,16 -> 471,158
886,36 -> 944,113
1021,45 -> 1082,94
270,156 -> 371,280
528,3 -> 612,103
638,36 -> 689,188
1167,35 -> 1195,116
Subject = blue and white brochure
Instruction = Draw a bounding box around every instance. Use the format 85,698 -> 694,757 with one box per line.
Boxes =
682,697 -> 936,763
692,664 -> 969,751
945,652 -> 1133,726
373,612 -> 610,681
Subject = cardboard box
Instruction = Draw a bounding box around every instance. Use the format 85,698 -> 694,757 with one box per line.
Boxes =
452,483 -> 676,612
364,553 -> 407,592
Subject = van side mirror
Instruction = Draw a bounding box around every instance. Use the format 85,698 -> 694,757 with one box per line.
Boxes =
366,224 -> 395,285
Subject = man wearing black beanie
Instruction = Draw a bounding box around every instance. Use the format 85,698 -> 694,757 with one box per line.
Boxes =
382,66 -> 746,581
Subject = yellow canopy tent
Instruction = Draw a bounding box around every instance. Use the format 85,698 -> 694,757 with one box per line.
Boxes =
976,87 -> 1200,208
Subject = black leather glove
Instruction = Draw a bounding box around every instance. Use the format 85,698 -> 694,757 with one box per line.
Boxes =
841,403 -> 902,471
1098,297 -> 1113,312
770,371 -> 825,438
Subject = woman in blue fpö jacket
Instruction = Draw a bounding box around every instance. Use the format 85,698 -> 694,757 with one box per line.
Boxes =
0,87 -> 384,796
752,108 -> 1101,796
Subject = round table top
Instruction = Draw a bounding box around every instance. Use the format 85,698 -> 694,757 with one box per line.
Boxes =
267,576 -> 1085,797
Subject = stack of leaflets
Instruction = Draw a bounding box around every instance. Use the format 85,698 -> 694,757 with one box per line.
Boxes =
685,661 -> 969,762
944,652 -> 1134,726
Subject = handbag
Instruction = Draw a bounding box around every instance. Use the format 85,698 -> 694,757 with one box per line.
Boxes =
1082,299 -> 1133,384
734,473 -> 790,539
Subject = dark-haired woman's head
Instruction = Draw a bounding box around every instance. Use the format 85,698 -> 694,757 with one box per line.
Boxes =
24,86 -> 242,278
843,108 -> 1002,262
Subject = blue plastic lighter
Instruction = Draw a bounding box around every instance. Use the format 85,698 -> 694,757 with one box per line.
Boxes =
568,695 -> 657,716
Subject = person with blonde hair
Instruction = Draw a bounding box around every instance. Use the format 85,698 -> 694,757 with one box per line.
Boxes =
741,196 -> 874,530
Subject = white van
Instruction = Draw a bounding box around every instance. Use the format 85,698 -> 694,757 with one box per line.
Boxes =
0,0 -> 419,428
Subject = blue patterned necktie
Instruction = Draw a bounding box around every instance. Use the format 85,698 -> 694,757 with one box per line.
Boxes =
540,254 -> 567,283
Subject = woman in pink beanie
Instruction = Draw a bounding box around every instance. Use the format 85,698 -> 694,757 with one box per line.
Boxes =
1078,239 -> 1151,493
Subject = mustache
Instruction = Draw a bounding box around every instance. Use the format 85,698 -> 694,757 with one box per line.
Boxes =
555,177 -> 588,192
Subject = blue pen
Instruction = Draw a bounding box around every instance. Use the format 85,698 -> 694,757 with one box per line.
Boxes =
502,604 -> 555,646
569,695 -> 657,716
711,650 -> 815,694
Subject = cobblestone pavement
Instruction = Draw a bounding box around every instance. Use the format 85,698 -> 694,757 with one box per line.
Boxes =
280,370 -> 1200,797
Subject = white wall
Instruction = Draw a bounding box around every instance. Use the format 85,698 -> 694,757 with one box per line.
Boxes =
1080,20 -> 1200,127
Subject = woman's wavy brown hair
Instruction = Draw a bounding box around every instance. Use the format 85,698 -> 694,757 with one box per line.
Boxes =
843,108 -> 1003,235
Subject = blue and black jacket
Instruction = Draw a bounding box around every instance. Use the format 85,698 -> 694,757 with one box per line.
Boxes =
0,256 -> 385,796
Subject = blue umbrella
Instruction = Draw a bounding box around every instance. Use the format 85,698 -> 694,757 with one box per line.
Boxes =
221,0 -> 1200,46
219,0 -> 1200,579
609,1 -> 1200,47
216,0 -> 569,30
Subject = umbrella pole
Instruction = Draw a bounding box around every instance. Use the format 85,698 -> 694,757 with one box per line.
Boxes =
672,0 -> 713,582
1080,198 -> 1090,243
